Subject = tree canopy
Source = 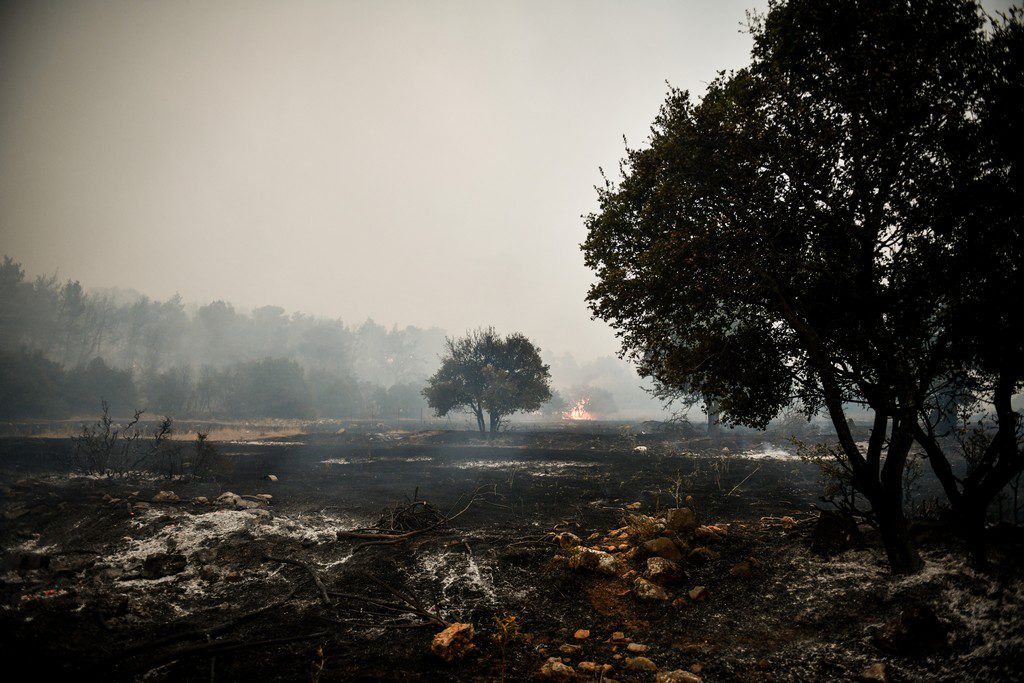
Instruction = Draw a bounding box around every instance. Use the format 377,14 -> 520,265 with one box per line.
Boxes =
422,328 -> 552,436
583,0 -> 1022,573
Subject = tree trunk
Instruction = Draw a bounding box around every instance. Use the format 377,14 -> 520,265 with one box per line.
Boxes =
474,407 -> 486,436
706,399 -> 721,436
488,412 -> 502,437
959,498 -> 989,567
876,500 -> 923,574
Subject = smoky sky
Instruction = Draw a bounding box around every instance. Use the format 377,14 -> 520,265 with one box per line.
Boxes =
0,0 -> 1014,360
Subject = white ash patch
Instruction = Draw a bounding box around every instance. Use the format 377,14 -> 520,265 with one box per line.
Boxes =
451,460 -> 600,476
415,550 -> 498,617
229,440 -> 306,446
105,508 -> 359,571
320,458 -> 354,466
888,552 -> 1024,663
734,444 -> 796,460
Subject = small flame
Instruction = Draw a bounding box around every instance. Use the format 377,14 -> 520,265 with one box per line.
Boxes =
563,397 -> 593,421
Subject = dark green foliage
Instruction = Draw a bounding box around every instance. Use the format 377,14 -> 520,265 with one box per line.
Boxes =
64,357 -> 136,416
226,358 -> 313,419
0,348 -> 66,419
583,0 -> 1022,572
422,328 -> 552,435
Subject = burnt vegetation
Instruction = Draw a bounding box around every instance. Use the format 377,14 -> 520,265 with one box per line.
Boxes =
1,0 -> 1023,681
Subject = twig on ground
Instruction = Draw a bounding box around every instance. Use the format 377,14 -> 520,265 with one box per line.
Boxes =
264,555 -> 332,606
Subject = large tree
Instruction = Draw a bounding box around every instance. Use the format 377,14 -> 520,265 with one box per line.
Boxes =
422,328 -> 552,437
583,0 -> 1022,573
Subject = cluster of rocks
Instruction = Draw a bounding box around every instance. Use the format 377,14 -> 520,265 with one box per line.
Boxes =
532,504 -> 764,680
100,489 -> 274,517
553,503 -> 756,609
537,630 -> 702,682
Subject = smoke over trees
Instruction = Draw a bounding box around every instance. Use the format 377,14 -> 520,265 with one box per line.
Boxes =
0,255 -> 444,420
0,255 -> 667,422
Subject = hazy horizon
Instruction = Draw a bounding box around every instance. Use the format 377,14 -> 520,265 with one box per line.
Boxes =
1,0 -> 1015,362
0,0 -> 773,362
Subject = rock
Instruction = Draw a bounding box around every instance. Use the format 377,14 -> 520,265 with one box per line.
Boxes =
568,547 -> 619,575
574,628 -> 590,639
610,631 -> 628,642
255,493 -> 273,500
558,644 -> 582,655
688,586 -> 709,602
692,526 -> 723,543
810,510 -> 859,556
686,547 -> 719,564
17,552 -> 50,571
216,492 -> 242,507
634,577 -> 670,601
265,474 -> 278,482
579,661 -> 614,675
431,622 -> 474,662
647,557 -> 685,584
198,564 -> 219,581
642,537 -> 683,562
236,498 -> 260,509
52,555 -> 94,575
141,552 -> 187,579
625,656 -> 657,671
193,496 -> 209,504
729,561 -> 754,578
671,597 -> 689,608
862,663 -> 890,682
874,605 -> 948,655
539,657 -> 575,680
251,508 -> 271,519
558,532 -> 582,549
665,507 -> 697,533
657,670 -> 703,683
3,505 -> 29,520
132,501 -> 150,510
633,445 -> 648,453
626,643 -> 649,653
152,490 -> 180,502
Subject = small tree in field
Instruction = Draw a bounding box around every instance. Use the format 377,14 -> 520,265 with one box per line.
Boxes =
583,0 -> 1022,573
422,328 -> 551,437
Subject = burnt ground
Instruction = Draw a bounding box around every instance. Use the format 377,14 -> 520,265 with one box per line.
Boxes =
0,430 -> 1021,681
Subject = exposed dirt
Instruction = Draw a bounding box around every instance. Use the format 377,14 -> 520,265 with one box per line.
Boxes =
1,431 -> 1021,681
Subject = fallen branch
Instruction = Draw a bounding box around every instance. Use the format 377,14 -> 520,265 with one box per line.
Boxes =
264,555 -> 332,606
336,484 -> 498,551
726,465 -> 761,497
92,585 -> 300,672
127,630 -> 327,677
329,572 -> 448,627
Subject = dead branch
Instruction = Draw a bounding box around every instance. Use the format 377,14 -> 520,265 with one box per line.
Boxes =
328,571 -> 448,627
125,630 -> 327,677
264,555 -> 331,606
336,484 -> 498,551
112,584 -> 299,661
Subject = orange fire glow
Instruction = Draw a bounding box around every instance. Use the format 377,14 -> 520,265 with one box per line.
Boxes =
563,397 -> 593,421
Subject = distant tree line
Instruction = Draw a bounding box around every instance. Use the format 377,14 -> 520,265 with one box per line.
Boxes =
0,256 -> 440,420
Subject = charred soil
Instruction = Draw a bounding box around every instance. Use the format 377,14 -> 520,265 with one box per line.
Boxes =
1,431 -> 1021,681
